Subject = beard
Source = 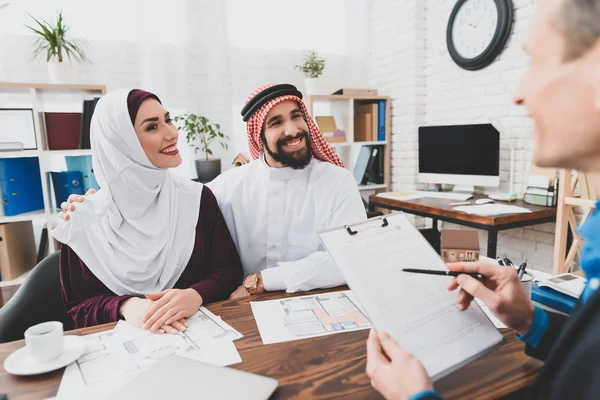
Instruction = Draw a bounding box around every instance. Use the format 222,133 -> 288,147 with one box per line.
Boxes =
262,130 -> 312,170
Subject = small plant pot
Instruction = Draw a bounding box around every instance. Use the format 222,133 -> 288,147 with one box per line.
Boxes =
47,61 -> 73,84
304,78 -> 322,95
195,159 -> 221,183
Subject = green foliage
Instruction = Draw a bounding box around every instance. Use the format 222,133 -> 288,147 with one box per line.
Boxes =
174,114 -> 229,161
25,11 -> 88,63
295,51 -> 325,79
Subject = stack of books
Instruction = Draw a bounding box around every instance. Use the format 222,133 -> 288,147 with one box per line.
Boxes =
532,273 -> 586,314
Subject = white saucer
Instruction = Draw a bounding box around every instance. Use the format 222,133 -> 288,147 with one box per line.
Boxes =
3,335 -> 86,376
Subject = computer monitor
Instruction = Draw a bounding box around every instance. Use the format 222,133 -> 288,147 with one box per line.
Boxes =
418,124 -> 500,189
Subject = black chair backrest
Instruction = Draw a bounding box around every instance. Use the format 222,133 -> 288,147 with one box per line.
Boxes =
419,228 -> 441,254
0,251 -> 74,343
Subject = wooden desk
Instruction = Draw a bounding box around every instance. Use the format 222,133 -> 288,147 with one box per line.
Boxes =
0,289 -> 542,399
369,194 -> 557,259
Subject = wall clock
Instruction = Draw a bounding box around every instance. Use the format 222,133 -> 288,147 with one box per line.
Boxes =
446,0 -> 514,71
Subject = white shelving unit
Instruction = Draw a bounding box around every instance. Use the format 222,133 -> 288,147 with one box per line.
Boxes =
46,149 -> 93,157
306,94 -> 392,193
0,82 -> 106,257
0,270 -> 32,287
0,150 -> 40,159
0,210 -> 47,224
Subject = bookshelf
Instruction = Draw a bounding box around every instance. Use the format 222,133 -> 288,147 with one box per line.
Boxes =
306,94 -> 392,193
0,83 -> 106,261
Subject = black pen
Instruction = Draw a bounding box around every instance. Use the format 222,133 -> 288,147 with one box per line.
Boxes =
403,268 -> 484,280
517,259 -> 528,279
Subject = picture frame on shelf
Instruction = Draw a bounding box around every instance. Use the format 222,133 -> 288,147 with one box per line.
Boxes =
0,108 -> 37,150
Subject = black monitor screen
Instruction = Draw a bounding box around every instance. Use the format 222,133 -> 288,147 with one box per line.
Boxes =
418,124 -> 499,176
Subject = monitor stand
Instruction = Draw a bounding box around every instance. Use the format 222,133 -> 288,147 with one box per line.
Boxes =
452,185 -> 475,194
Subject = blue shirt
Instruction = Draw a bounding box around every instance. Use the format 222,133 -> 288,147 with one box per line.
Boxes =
412,201 -> 600,400
518,200 -> 600,347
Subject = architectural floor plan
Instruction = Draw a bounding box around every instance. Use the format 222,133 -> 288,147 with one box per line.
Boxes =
57,307 -> 242,399
251,290 -> 371,344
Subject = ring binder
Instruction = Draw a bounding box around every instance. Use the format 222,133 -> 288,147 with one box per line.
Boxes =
345,216 -> 389,235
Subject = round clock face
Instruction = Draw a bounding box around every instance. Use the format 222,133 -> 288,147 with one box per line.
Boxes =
451,0 -> 499,60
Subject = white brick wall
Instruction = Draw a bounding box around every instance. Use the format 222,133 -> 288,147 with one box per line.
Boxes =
370,0 -> 557,273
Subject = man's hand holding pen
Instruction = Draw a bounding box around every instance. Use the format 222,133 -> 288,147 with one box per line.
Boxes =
446,261 -> 535,336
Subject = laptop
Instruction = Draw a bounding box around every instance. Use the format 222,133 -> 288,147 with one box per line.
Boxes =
111,355 -> 278,400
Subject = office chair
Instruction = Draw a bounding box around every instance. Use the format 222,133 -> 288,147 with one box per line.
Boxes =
0,251 -> 73,343
363,198 -> 384,219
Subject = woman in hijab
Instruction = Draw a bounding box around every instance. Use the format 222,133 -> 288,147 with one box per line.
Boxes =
52,89 -> 243,334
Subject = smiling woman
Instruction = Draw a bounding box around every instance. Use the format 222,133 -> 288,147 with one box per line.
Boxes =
128,91 -> 183,169
51,89 -> 244,334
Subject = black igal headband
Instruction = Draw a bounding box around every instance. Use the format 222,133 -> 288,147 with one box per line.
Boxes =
241,84 -> 303,122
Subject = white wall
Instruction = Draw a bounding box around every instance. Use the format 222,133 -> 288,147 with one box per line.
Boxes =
0,0 -> 371,174
370,0 -> 556,272
0,0 -> 370,252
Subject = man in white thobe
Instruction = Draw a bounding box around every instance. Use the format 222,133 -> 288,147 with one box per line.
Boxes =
208,83 -> 366,297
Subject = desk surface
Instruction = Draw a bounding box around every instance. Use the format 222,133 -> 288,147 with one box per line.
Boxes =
0,288 -> 542,400
369,194 -> 556,228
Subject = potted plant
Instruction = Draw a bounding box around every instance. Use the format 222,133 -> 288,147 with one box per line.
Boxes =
295,51 -> 325,95
25,11 -> 88,83
174,114 -> 230,183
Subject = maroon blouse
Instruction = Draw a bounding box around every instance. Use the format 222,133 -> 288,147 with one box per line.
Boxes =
59,185 -> 244,328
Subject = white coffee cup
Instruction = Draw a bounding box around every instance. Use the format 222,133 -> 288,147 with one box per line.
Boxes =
24,321 -> 64,363
521,272 -> 534,298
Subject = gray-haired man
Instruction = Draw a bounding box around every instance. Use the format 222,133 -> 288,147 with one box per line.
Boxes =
366,0 -> 600,399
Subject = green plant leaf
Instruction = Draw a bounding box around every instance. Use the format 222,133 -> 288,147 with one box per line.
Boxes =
24,11 -> 89,63
296,50 -> 325,78
175,113 -> 228,159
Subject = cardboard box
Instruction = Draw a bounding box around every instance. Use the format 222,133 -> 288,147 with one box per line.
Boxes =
354,104 -> 378,142
45,112 -> 82,150
354,112 -> 372,142
326,135 -> 346,143
0,221 -> 37,281
332,88 -> 379,96
315,116 -> 346,143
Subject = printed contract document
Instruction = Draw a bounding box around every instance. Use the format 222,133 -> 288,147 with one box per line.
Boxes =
319,213 -> 503,380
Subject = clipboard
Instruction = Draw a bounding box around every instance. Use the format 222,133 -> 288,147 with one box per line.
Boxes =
319,212 -> 504,381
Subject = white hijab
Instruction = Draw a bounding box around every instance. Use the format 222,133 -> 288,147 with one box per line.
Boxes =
52,89 -> 203,296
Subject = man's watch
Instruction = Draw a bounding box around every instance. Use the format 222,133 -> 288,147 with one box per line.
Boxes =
243,273 -> 263,295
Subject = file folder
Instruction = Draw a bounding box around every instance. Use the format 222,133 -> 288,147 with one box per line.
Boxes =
0,157 -> 44,216
377,100 -> 386,141
50,171 -> 84,207
65,155 -> 99,191
532,282 -> 577,314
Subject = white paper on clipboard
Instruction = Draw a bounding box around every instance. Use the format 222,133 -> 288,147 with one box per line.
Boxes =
318,212 -> 504,381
